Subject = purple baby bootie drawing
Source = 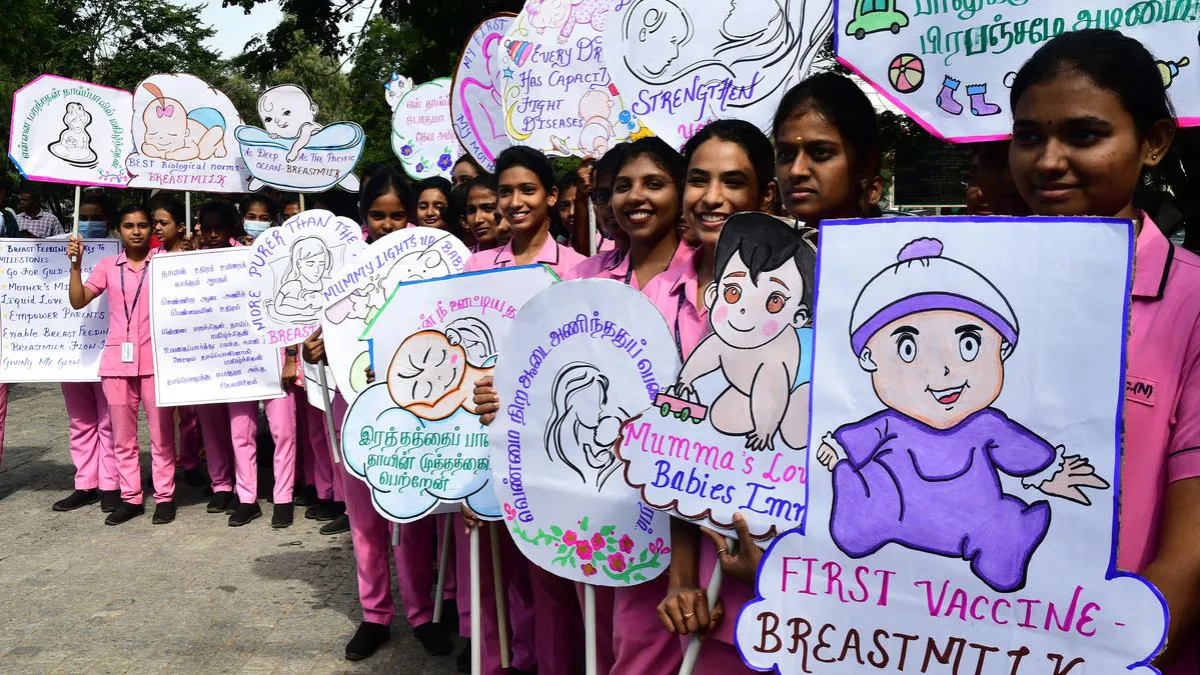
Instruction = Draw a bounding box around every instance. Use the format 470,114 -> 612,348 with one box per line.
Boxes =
936,75 -> 963,115
967,83 -> 1001,116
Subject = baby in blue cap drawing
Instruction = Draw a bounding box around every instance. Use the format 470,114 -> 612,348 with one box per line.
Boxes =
816,237 -> 1110,593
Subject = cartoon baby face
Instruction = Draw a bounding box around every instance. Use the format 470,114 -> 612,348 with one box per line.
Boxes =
706,251 -> 808,350
861,309 -> 1006,430
258,85 -> 318,138
629,0 -> 690,77
387,331 -> 467,409
527,0 -> 572,29
143,96 -> 189,151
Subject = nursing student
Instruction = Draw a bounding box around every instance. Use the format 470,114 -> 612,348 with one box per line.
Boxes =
241,194 -> 278,240
1006,29 -> 1200,670
461,174 -> 509,253
66,205 -> 177,525
461,145 -> 587,675
191,202 -> 300,529
657,76 -> 885,673
312,168 -> 457,661
52,195 -> 118,514
151,198 -> 206,489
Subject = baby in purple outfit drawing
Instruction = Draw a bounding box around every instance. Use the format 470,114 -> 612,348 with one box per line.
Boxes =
815,238 -> 1110,593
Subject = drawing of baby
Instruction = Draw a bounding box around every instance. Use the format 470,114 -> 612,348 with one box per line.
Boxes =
622,0 -> 693,81
815,238 -> 1110,593
578,89 -> 616,156
266,237 -> 333,324
257,85 -> 322,163
387,318 -> 497,421
139,82 -> 228,161
545,363 -> 628,491
669,214 -> 815,451
528,0 -> 609,43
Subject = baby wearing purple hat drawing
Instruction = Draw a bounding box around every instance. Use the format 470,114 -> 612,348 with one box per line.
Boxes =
815,238 -> 1110,593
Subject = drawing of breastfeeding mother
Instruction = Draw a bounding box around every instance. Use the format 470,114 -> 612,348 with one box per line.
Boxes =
265,236 -> 333,324
387,317 -> 497,421
618,0 -> 832,106
545,363 -> 629,491
815,238 -> 1111,593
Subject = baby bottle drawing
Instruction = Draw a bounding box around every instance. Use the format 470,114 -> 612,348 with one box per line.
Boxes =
817,238 -> 1110,593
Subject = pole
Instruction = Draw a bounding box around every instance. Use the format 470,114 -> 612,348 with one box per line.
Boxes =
433,516 -> 453,624
471,526 -> 482,675
317,362 -> 341,465
299,193 -> 306,212
184,191 -> 191,237
587,201 -> 598,256
392,521 -> 400,547
69,185 -> 80,264
584,584 -> 597,675
489,522 -> 510,669
678,537 -> 733,675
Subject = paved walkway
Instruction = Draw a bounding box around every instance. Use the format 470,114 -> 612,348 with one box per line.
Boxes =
0,384 -> 461,674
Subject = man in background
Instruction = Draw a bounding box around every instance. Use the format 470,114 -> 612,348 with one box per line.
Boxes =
15,188 -> 63,238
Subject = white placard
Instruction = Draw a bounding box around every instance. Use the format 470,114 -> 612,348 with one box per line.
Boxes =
498,1 -> 644,157
150,248 -> 284,406
321,228 -> 470,404
737,217 -> 1166,674
494,279 -> 676,585
390,77 -> 464,180
339,265 -> 558,523
451,14 -> 516,173
245,209 -> 366,347
835,0 -> 1200,141
125,73 -> 251,193
0,238 -> 119,382
604,0 -> 833,149
302,360 -> 335,411
235,83 -> 364,193
8,75 -> 133,187
618,214 -> 817,540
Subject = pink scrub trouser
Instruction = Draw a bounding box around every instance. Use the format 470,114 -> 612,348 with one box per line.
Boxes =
195,403 -> 234,493
101,375 -> 175,505
299,399 -> 341,501
176,406 -> 201,471
613,575 -> 682,675
228,391 -> 298,504
453,520 -> 536,674
61,381 -> 116,491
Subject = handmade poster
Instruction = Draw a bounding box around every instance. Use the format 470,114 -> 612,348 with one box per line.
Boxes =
604,0 -> 833,149
150,248 -> 285,406
8,75 -> 133,187
340,265 -> 557,523
0,239 -> 118,382
321,227 -> 470,404
389,77 -> 463,180
498,1 -> 645,157
245,209 -> 366,347
451,14 -> 517,172
125,73 -> 250,192
234,84 -> 364,193
493,280 -> 676,585
302,360 -> 336,412
618,214 -> 816,540
736,217 -> 1167,673
835,0 -> 1200,142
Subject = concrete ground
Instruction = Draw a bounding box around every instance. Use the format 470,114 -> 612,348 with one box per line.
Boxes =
0,384 -> 462,674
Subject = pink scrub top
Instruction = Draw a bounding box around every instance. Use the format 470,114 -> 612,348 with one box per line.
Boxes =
85,249 -> 158,377
464,230 -> 586,276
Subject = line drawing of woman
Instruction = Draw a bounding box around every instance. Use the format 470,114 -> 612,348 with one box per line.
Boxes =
266,236 -> 333,324
544,363 -> 629,491
459,30 -> 510,165
619,0 -> 832,110
48,101 -> 98,168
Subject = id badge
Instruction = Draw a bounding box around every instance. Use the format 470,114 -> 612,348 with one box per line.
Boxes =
121,342 -> 134,363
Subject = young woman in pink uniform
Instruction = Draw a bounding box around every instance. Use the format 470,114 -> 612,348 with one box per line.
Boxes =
53,195 -> 117,514
66,205 -> 177,526
150,198 -> 207,489
463,146 -> 588,675
190,201 -> 299,529
1005,29 -> 1200,671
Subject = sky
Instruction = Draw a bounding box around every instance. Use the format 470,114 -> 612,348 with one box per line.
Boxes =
191,0 -> 371,59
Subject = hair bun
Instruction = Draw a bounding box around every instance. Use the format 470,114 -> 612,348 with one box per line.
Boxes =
897,237 -> 943,262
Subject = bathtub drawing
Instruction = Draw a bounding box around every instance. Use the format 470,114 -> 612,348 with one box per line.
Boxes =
235,121 -> 365,193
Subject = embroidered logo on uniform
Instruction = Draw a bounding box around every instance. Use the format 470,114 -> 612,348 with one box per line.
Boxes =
1126,375 -> 1158,406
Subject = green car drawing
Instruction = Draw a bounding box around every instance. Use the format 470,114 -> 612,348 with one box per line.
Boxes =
846,0 -> 909,40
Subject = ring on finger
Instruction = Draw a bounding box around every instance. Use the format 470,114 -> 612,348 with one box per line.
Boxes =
717,548 -> 728,555
683,612 -> 695,618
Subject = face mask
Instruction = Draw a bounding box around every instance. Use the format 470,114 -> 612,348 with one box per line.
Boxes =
244,220 -> 270,238
78,220 -> 109,238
